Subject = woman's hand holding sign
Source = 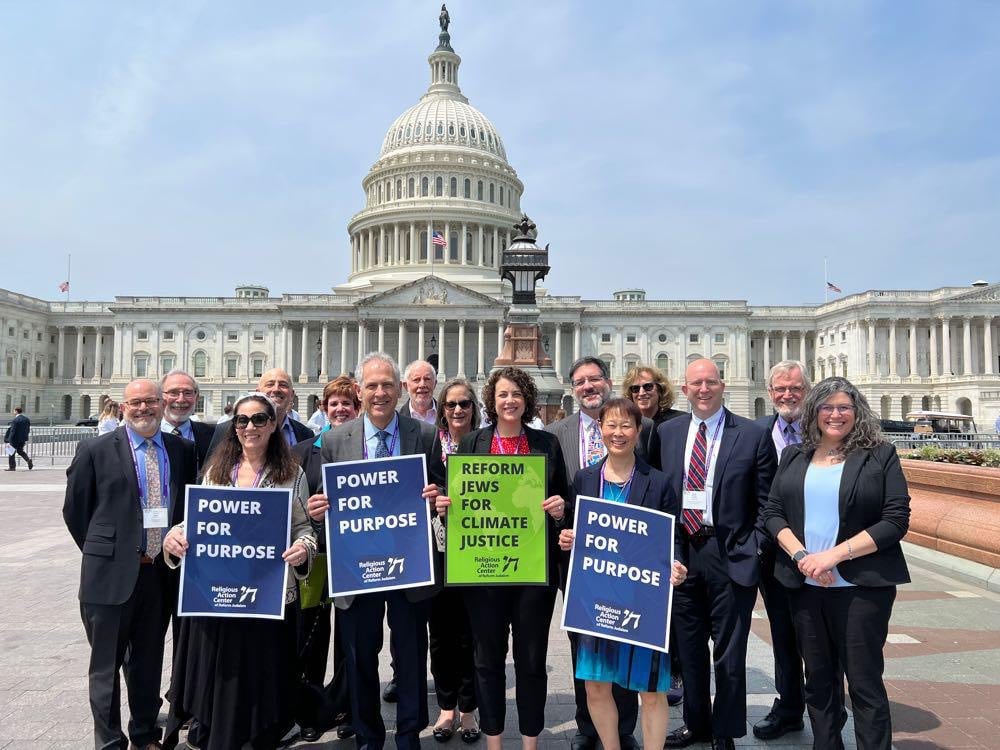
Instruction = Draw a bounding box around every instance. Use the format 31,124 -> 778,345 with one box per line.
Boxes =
306,493 -> 329,522
543,494 -> 566,522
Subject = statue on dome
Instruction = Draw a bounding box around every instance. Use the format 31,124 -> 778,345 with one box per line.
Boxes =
439,4 -> 450,33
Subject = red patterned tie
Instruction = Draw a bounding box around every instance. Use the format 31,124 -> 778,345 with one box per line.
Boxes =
682,422 -> 708,535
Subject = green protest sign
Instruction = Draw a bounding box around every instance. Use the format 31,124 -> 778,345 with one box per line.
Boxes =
445,454 -> 549,585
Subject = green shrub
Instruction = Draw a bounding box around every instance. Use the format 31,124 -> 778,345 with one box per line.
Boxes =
901,446 -> 1000,468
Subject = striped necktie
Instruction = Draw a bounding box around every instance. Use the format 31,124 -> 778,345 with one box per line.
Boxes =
783,422 -> 800,445
681,422 -> 708,535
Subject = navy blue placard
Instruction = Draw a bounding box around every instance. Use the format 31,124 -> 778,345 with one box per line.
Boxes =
323,454 -> 434,597
178,485 -> 292,620
561,495 -> 675,652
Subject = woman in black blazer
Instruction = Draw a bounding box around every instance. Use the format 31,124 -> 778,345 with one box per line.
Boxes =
436,366 -> 570,750
763,377 -> 910,750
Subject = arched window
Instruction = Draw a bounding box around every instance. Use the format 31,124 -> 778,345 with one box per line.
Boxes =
436,122 -> 444,136
459,125 -> 466,138
499,186 -> 504,205
396,179 -> 402,199
421,177 -> 429,197
656,353 -> 670,376
419,231 -> 428,261
465,232 -> 474,263
193,351 -> 207,378
449,232 -> 458,261
408,178 -> 415,197
405,125 -> 411,138
463,178 -> 471,198
477,181 -> 483,200
489,183 -> 495,203
377,184 -> 382,203
435,176 -> 443,196
449,177 -> 457,197
415,123 -> 422,137
448,123 -> 455,136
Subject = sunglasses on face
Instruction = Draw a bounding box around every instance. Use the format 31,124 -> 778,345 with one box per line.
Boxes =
444,399 -> 473,411
234,413 -> 273,429
628,382 -> 657,394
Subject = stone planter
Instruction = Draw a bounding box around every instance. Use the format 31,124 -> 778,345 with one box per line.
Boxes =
901,459 -> 1000,568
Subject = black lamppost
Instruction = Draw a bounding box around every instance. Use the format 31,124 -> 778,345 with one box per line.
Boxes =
500,215 -> 550,306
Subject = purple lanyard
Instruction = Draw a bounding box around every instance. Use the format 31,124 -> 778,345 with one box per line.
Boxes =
127,436 -> 169,507
231,461 -> 264,488
492,430 -> 525,454
362,426 -> 399,459
599,462 -> 635,498
683,416 -> 724,488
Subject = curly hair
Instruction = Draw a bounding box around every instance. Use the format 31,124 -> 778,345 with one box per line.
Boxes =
621,365 -> 676,412
481,366 -> 538,427
435,377 -> 481,432
801,377 -> 884,456
205,392 -> 299,485
322,375 -> 360,410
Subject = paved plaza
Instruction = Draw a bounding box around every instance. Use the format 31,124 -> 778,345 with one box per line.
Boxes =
2,464 -> 998,749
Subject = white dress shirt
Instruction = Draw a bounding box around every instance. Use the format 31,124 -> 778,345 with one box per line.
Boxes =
683,407 -> 725,525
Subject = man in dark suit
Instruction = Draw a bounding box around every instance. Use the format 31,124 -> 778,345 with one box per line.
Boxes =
306,352 -> 443,750
546,356 -> 652,750
206,367 -> 313,457
63,378 -> 197,750
159,369 -> 215,469
659,359 -> 777,750
398,359 -> 438,424
4,406 -> 32,471
752,360 -> 810,740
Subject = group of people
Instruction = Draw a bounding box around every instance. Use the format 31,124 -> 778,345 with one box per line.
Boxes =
62,351 -> 910,750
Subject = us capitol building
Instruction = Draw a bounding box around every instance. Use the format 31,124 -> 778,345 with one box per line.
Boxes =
2,13 -> 999,429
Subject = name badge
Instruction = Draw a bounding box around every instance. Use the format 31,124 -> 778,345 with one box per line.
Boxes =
682,490 -> 707,511
143,507 -> 169,529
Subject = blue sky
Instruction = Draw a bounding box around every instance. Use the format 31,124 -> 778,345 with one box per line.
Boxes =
2,1 -> 998,305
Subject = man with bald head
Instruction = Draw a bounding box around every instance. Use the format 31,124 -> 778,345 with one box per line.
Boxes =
658,360 -> 777,750
64,378 -> 197,749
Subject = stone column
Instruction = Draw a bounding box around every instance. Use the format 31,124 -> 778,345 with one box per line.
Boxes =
799,332 -> 806,364
888,320 -> 897,377
492,227 -> 499,267
941,317 -> 952,375
437,319 -> 446,379
394,224 -> 401,265
781,331 -> 789,361
58,327 -> 67,379
418,320 -> 426,361
985,317 -> 995,375
350,235 -> 357,273
299,323 -> 310,383
397,320 -> 406,366
377,320 -> 385,353
908,320 -> 918,378
929,320 -> 939,377
444,222 -> 451,263
867,320 -> 877,376
280,323 -> 289,372
762,332 -> 771,378
357,321 -> 366,359
573,324 -> 581,363
426,220 -> 433,261
477,224 -> 485,266
320,323 -> 329,381
75,328 -> 84,379
457,320 -> 466,377
93,327 -> 103,380
477,320 -> 486,379
409,222 -> 416,265
554,325 -> 562,376
963,316 -> 973,374
461,222 -> 468,265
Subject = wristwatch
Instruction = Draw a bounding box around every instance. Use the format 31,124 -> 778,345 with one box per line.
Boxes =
792,549 -> 808,563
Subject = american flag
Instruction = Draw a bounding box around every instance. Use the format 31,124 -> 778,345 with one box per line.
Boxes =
58,281 -> 70,293
826,281 -> 842,294
431,231 -> 447,247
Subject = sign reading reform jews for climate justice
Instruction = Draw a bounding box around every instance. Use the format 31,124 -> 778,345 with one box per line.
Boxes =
445,454 -> 548,585
323,454 -> 435,597
561,495 -> 675,652
178,485 -> 292,620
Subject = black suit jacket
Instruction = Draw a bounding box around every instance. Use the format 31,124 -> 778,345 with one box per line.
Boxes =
763,443 -> 911,589
4,413 -> 30,447
574,456 -> 684,565
657,407 -> 777,587
63,427 -> 198,606
206,415 -> 314,463
321,415 -> 445,606
457,425 -> 570,585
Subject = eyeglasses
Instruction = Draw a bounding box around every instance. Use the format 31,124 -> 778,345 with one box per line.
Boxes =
123,398 -> 160,408
164,388 -> 196,399
818,404 -> 855,415
628,382 -> 657,394
769,386 -> 805,395
234,413 -> 273,429
571,375 -> 607,388
686,379 -> 722,388
444,399 -> 473,411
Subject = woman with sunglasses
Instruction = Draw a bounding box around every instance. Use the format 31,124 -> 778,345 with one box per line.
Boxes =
763,378 -> 910,750
622,367 -> 684,427
427,377 -> 482,743
163,392 -> 317,749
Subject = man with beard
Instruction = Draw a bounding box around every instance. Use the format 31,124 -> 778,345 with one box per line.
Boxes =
159,369 -> 215,470
545,356 -> 657,750
63,378 -> 197,749
399,360 -> 438,424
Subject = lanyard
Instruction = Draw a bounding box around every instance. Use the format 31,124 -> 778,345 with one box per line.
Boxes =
684,415 -> 724,488
362,425 -> 399,458
231,461 -> 265,488
599,462 -> 635,499
492,430 -> 526,455
127,436 -> 169,508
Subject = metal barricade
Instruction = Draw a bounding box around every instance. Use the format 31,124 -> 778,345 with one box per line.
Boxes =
887,432 -> 1000,451
21,426 -> 99,467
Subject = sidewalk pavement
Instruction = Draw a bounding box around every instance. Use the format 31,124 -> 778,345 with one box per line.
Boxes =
1,467 -> 998,749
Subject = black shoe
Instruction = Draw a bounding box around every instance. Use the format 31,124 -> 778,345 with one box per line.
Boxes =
433,716 -> 459,743
300,726 -> 322,742
27,460 -> 33,470
382,678 -> 398,703
620,735 -> 640,750
710,739 -> 735,750
752,711 -> 805,740
3,468 -> 14,471
336,724 -> 356,740
663,726 -> 711,748
570,732 -> 597,750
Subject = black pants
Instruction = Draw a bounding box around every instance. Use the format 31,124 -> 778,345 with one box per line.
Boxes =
81,561 -> 171,749
790,585 -> 896,750
464,584 -> 558,737
339,593 -> 429,750
672,535 -> 756,739
428,586 -> 477,713
758,549 -> 805,719
7,444 -> 30,470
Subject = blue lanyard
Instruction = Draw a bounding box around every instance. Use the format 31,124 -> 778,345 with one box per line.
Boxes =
363,426 -> 399,458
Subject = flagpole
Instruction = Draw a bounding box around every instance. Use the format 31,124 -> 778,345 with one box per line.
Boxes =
824,257 -> 828,304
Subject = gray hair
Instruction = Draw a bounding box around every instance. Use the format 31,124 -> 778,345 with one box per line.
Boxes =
125,378 -> 163,398
568,356 -> 610,382
160,368 -> 199,394
767,360 -> 812,391
800,377 -> 883,455
403,359 -> 437,381
358,352 -> 401,386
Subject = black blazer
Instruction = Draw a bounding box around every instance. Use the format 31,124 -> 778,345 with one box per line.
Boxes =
63,427 -> 198,606
206,415 -> 314,464
457,425 -> 571,585
189,420 -> 216,470
574,456 -> 684,565
657,407 -> 777,587
763,443 -> 911,589
4,413 -> 30,446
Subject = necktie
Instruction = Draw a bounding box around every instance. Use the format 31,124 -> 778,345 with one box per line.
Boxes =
375,430 -> 391,458
783,422 -> 800,445
682,422 -> 708,535
144,439 -> 164,557
172,426 -> 181,437
585,421 -> 605,467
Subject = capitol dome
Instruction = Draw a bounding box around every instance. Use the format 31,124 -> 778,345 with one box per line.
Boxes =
339,12 -> 523,297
